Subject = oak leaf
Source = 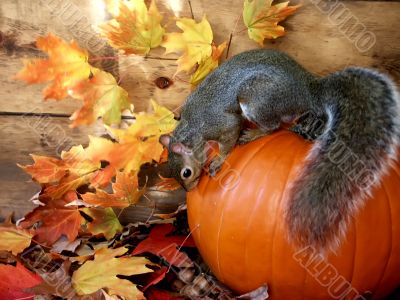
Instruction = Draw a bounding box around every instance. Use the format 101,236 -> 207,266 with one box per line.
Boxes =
82,207 -> 123,240
72,246 -> 153,300
243,0 -> 300,45
100,0 -> 165,55
162,16 -> 214,73
15,33 -> 92,99
132,224 -> 196,267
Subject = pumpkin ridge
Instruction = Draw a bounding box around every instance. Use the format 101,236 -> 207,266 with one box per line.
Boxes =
242,138 -> 285,289
270,138 -> 301,294
371,181 -> 393,297
217,135 -> 275,285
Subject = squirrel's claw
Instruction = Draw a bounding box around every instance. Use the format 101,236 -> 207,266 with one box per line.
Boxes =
238,128 -> 266,144
208,156 -> 225,177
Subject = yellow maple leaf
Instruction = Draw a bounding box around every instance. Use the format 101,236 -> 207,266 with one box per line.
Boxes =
69,69 -> 132,127
162,16 -> 214,73
100,0 -> 165,55
243,0 -> 300,45
15,33 -> 92,99
72,247 -> 153,300
190,41 -> 227,86
0,226 -> 32,255
84,101 -> 176,187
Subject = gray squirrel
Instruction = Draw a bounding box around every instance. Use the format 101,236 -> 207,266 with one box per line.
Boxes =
160,49 -> 400,252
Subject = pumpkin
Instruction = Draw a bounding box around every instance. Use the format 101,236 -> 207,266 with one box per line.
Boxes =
187,130 -> 400,299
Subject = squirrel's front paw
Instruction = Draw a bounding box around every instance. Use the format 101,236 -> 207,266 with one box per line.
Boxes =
238,128 -> 265,144
208,156 -> 225,177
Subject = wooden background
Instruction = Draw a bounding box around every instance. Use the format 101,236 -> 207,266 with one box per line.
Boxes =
1,0 -> 400,224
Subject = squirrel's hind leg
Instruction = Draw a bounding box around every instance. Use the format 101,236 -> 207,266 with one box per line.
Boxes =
238,121 -> 280,144
289,111 -> 327,141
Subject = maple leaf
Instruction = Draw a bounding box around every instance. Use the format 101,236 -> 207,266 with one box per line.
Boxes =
100,0 -> 165,55
15,33 -> 92,99
21,191 -> 84,245
85,100 -> 177,185
72,246 -> 153,300
162,16 -> 214,73
146,287 -> 183,300
19,155 -> 67,183
20,145 -> 100,188
82,171 -> 145,208
190,41 -> 227,86
0,224 -> 32,255
27,261 -> 102,300
82,207 -> 123,240
243,0 -> 300,45
0,262 -> 43,299
132,224 -> 196,267
69,69 -> 132,127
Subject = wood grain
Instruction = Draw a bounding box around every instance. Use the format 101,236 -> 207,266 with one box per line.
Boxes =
0,115 -> 184,222
1,0 -> 399,115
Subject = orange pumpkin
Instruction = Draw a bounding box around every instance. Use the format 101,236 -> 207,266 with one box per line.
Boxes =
187,130 -> 400,299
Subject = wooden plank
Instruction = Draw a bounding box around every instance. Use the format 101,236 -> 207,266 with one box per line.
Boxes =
1,0 -> 399,115
0,115 -> 184,222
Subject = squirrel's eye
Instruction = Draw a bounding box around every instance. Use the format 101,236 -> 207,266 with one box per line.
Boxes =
180,167 -> 193,179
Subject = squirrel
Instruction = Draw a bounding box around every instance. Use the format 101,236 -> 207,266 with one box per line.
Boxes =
160,49 -> 400,252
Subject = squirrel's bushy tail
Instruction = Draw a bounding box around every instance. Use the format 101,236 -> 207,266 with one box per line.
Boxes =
286,68 -> 400,252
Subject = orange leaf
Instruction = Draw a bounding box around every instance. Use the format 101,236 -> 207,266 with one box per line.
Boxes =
21,192 -> 84,245
18,155 -> 67,184
243,0 -> 300,45
69,70 -> 131,127
81,171 -> 144,208
15,33 -> 92,99
100,0 -> 165,55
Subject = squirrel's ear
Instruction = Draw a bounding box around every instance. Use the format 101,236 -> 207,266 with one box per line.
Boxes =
159,134 -> 171,147
171,143 -> 193,156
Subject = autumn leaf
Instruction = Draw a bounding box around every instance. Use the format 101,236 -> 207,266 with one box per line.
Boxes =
19,155 -> 67,184
243,0 -> 300,45
69,69 -> 132,127
82,207 -> 123,240
85,100 -> 177,185
155,175 -> 181,191
0,262 -> 43,299
190,41 -> 227,86
0,224 -> 32,255
20,143 -> 100,187
100,0 -> 165,55
15,33 -> 92,99
27,261 -> 102,300
162,16 -> 214,74
21,191 -> 84,245
81,171 -> 145,209
146,287 -> 183,300
132,224 -> 196,267
72,246 -> 153,300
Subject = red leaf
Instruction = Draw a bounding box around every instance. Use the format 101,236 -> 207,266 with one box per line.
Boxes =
146,287 -> 183,300
21,192 -> 83,245
132,224 -> 195,267
0,262 -> 42,299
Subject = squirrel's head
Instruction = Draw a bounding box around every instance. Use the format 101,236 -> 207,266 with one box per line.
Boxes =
159,134 -> 205,191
